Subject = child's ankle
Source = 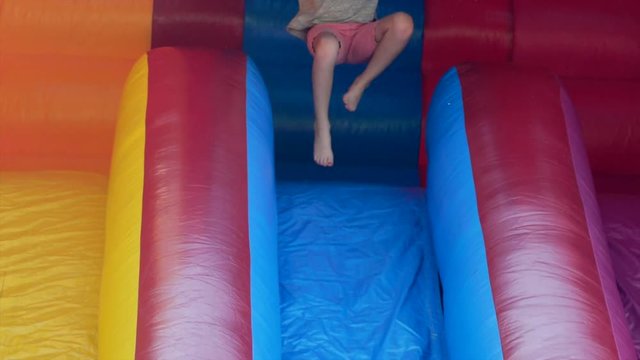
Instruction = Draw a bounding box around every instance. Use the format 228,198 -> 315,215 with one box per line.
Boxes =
352,75 -> 369,90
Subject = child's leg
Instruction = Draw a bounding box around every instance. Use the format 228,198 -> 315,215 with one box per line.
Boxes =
343,13 -> 414,112
312,33 -> 340,167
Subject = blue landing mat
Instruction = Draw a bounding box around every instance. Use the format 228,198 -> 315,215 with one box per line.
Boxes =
278,182 -> 445,359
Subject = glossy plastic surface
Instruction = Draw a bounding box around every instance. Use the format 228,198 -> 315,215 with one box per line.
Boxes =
278,182 -> 444,359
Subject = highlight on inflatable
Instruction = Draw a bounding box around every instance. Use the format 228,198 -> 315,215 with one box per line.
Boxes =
0,1 -> 639,359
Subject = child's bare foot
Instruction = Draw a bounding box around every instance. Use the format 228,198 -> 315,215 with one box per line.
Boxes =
343,78 -> 367,112
314,122 -> 334,167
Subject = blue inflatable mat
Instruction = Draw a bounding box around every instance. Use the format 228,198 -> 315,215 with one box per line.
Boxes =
277,182 -> 445,359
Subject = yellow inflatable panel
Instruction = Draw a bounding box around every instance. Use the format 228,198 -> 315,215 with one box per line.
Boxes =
0,171 -> 107,359
99,54 -> 148,360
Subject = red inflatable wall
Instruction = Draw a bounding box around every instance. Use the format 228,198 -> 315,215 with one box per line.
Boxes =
422,0 -> 640,183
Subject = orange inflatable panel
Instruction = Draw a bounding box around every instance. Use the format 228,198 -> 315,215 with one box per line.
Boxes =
0,0 -> 152,173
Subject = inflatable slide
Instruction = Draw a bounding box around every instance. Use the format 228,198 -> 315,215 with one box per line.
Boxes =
1,0 -> 639,359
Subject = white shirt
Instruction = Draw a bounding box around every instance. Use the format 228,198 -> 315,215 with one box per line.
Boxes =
287,0 -> 378,39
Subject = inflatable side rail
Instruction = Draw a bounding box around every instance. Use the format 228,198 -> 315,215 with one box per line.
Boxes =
420,0 -> 640,183
426,64 -> 634,359
99,48 -> 280,360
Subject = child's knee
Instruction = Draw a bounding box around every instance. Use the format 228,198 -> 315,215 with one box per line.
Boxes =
313,33 -> 340,60
391,12 -> 414,40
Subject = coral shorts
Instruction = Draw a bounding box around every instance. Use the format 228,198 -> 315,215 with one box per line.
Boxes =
306,22 -> 378,64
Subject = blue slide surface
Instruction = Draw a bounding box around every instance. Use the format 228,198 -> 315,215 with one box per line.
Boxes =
277,182 -> 445,359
